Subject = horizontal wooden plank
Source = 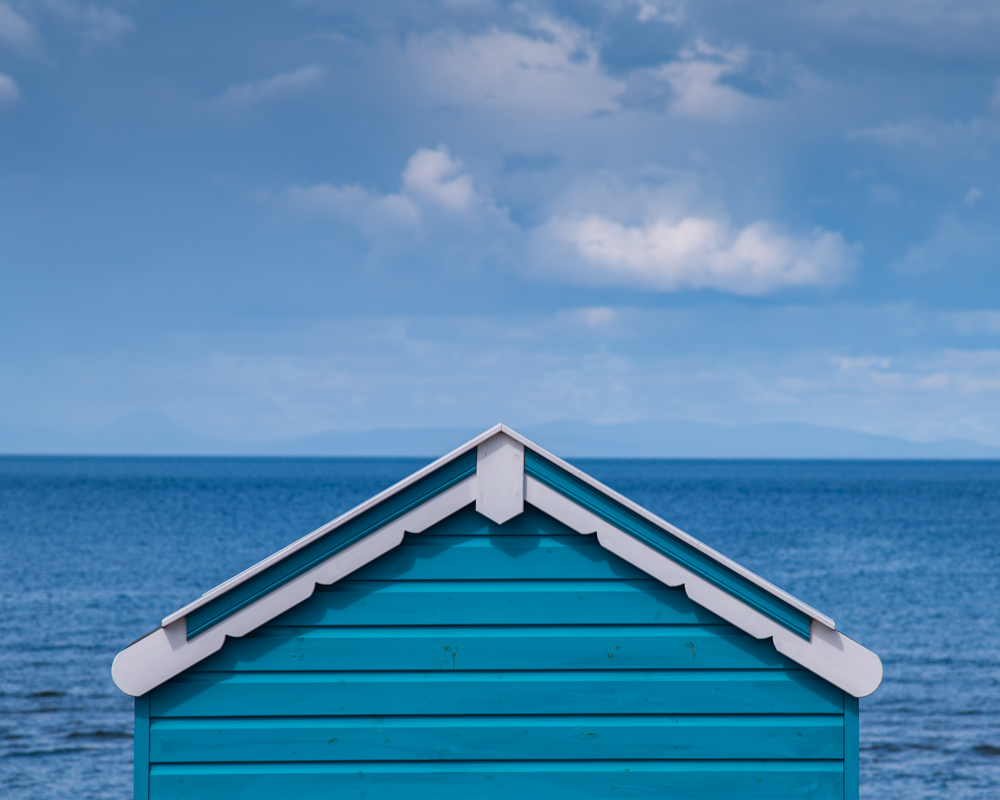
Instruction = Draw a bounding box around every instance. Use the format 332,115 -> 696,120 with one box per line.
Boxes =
191,625 -> 797,672
271,580 -> 724,627
150,715 -> 844,762
152,670 -> 844,718
348,535 -> 649,581
149,761 -> 844,800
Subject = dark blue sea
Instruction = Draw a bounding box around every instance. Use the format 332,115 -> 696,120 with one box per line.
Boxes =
1,456 -> 998,799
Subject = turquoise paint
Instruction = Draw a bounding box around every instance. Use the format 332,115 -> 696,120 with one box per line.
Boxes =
349,533 -> 648,580
524,449 -> 813,639
150,715 -> 843,762
845,694 -> 860,799
134,693 -> 149,800
149,761 -> 844,800
270,579 -> 725,626
185,450 -> 476,638
426,501 -> 581,535
192,624 -> 798,672
151,669 -> 844,717
143,491 -> 856,800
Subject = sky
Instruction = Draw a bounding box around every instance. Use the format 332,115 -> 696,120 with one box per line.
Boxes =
2,0 -> 1000,452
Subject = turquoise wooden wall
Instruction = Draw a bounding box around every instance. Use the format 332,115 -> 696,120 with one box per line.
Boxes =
136,503 -> 859,799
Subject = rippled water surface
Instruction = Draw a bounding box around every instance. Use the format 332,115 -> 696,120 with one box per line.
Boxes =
1,456 -> 998,799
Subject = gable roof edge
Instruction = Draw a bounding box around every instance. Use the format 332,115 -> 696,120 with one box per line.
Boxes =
498,425 -> 835,631
525,475 -> 882,697
163,424 -> 833,632
161,424 -> 506,628
112,475 -> 479,697
112,424 -> 881,699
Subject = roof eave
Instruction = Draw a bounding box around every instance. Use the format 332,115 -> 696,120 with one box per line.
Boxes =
162,424 -> 505,627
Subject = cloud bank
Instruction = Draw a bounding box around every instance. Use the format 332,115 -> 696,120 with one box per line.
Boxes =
541,214 -> 857,294
290,146 -> 494,233
404,18 -> 620,118
291,146 -> 858,295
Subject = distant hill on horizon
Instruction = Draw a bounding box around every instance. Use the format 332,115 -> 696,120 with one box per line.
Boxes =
3,414 -> 1000,459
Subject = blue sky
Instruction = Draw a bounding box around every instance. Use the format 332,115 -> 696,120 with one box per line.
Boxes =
2,0 -> 1000,450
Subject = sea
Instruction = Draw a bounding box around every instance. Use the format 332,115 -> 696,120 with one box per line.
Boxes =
0,456 -> 998,799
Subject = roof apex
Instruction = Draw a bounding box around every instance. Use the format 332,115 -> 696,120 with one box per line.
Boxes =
112,424 -> 882,699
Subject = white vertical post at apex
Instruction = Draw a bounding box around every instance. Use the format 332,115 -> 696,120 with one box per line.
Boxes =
476,432 -> 525,524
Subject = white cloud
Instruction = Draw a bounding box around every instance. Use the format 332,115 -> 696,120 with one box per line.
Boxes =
211,65 -> 324,111
963,186 -> 982,206
93,312 -> 1000,448
289,146 -> 529,275
290,146 -> 507,241
44,1 -> 134,43
660,43 -> 758,120
617,0 -> 686,24
403,18 -> 788,125
293,146 -> 856,296
0,2 -> 36,48
538,213 -> 858,294
76,3 -> 132,42
831,355 -> 891,371
0,72 -> 19,106
404,17 -> 621,117
401,147 -> 476,213
290,182 -> 419,236
616,41 -> 781,121
826,348 -> 1000,398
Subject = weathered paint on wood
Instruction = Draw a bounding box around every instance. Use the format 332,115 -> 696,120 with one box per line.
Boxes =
191,625 -> 799,672
148,761 -> 845,800
151,669 -> 844,717
525,450 -> 812,639
150,715 -> 844,762
271,579 -> 725,627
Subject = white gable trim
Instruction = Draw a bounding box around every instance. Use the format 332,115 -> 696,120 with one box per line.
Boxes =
160,424 -> 831,632
112,426 -> 882,699
111,476 -> 478,697
508,428 -> 835,630
161,425 -> 508,628
525,476 -> 882,698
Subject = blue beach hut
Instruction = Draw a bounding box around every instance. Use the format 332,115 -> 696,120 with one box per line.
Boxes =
113,424 -> 882,800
